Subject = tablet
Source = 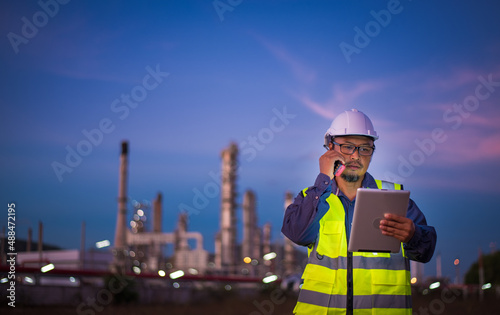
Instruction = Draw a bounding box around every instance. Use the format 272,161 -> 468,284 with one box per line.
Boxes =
348,188 -> 410,253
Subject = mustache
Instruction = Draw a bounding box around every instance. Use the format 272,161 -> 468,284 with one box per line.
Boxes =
345,162 -> 363,168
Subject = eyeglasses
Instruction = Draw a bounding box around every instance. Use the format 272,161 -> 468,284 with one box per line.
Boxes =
331,141 -> 375,156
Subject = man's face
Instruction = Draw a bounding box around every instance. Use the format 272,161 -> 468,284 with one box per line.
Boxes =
331,135 -> 374,182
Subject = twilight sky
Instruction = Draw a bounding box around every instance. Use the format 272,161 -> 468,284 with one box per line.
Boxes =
1,0 -> 499,281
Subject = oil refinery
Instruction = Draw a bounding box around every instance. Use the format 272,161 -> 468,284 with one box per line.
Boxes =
0,140 -> 305,306
110,140 -> 301,278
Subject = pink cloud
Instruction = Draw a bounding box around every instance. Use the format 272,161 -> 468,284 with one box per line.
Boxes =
414,123 -> 500,166
422,68 -> 480,90
294,94 -> 337,119
249,31 -> 316,83
465,112 -> 500,129
373,105 -> 500,173
417,67 -> 500,100
399,171 -> 498,193
292,80 -> 386,119
478,134 -> 500,159
374,123 -> 500,193
251,32 -> 388,119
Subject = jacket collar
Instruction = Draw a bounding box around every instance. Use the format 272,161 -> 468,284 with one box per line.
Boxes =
331,172 -> 378,199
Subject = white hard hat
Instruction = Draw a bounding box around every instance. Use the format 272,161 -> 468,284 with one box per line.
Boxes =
324,109 -> 378,147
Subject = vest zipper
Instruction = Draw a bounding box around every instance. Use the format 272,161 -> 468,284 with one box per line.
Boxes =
345,199 -> 353,314
347,251 -> 353,314
340,189 -> 354,314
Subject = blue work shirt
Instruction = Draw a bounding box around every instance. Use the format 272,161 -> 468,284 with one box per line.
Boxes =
281,172 -> 437,263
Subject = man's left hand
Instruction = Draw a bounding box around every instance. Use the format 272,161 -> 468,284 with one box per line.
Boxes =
379,213 -> 415,243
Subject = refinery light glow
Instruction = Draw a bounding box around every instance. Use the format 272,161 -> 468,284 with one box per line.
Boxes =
41,263 -> 55,273
482,283 -> 492,290
429,282 -> 440,290
170,270 -> 184,279
263,252 -> 277,260
263,275 -> 278,283
95,240 -> 111,248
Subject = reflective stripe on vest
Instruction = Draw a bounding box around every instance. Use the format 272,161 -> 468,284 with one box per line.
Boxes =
295,180 -> 411,314
375,179 -> 402,190
298,289 -> 412,310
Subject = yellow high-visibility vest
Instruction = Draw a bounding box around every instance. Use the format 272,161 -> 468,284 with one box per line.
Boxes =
294,180 -> 412,315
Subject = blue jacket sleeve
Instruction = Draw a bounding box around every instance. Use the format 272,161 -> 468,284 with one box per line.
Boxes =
404,198 -> 437,263
281,173 -> 332,246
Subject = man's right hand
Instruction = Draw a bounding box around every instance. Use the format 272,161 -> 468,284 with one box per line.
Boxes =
319,148 -> 345,180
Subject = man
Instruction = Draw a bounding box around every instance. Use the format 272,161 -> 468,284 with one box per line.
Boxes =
282,109 -> 436,314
